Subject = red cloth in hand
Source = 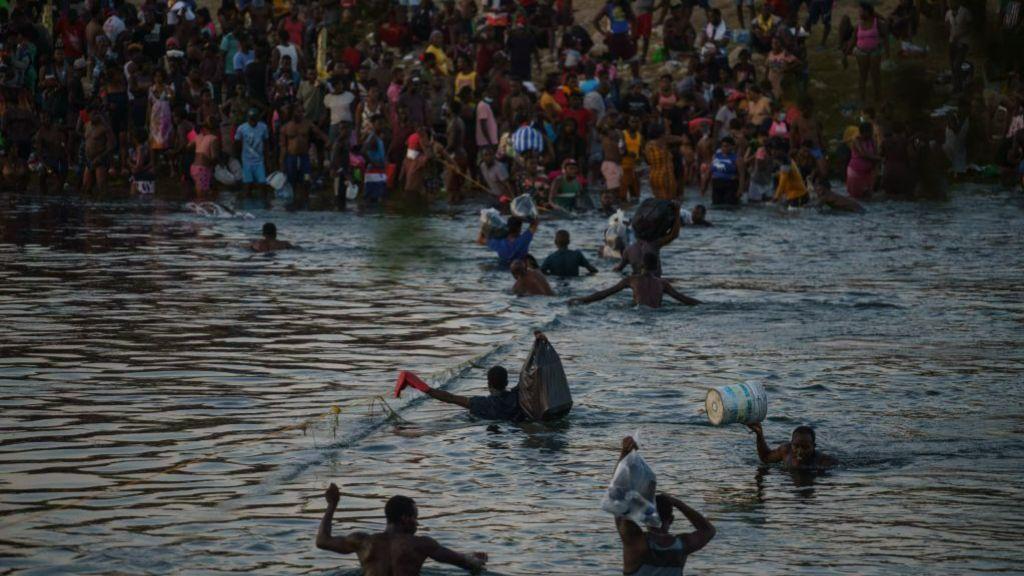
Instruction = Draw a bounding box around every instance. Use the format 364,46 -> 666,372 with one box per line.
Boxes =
393,371 -> 431,398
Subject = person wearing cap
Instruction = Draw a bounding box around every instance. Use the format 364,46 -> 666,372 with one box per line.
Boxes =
235,108 -> 270,196
398,74 -> 429,127
707,136 -> 742,205
545,158 -> 583,212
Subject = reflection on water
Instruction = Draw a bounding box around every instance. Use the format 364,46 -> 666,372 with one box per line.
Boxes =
1,188 -> 1023,575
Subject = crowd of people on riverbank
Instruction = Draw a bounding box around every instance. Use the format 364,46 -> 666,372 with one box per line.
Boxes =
1,0 -> 1022,207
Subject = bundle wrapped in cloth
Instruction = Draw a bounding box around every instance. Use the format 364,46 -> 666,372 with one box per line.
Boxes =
517,333 -> 573,421
510,194 -> 539,220
631,198 -> 677,241
600,439 -> 660,527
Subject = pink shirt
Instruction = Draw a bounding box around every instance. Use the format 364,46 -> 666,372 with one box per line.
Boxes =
475,99 -> 498,146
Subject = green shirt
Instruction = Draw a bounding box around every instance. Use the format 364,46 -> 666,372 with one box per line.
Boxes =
541,248 -> 593,277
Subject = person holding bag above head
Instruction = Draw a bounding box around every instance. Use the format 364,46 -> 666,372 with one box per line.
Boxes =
613,436 -> 716,576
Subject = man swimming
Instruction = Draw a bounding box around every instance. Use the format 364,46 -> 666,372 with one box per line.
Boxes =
570,253 -> 700,308
316,483 -> 487,575
746,423 -> 837,470
615,437 -> 716,576
250,222 -> 297,252
511,259 -> 555,296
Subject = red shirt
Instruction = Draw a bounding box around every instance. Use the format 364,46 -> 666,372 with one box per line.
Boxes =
341,47 -> 362,72
282,17 -> 304,48
561,107 -> 591,137
56,17 -> 86,59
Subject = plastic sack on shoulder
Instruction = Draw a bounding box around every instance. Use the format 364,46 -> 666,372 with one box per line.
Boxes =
517,336 -> 572,421
600,449 -> 660,528
511,194 -> 539,220
631,198 -> 676,241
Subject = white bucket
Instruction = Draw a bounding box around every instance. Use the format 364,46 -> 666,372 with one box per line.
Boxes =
267,171 -> 287,191
705,381 -> 767,426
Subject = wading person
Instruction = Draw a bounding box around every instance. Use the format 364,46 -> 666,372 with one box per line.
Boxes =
746,422 -> 838,470
573,253 -> 700,308
250,222 -> 297,252
316,484 -> 488,575
614,436 -> 716,576
511,259 -> 555,296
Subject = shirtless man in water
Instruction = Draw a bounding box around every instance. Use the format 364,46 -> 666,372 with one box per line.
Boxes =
82,108 -> 116,194
316,483 -> 487,575
571,253 -> 699,308
279,104 -> 328,207
250,222 -> 296,252
511,259 -> 555,296
746,423 -> 837,470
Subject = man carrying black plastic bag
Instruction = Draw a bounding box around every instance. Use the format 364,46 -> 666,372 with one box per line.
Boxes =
395,332 -> 572,422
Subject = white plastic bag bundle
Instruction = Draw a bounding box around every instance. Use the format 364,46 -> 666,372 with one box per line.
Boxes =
510,194 -> 538,220
214,164 -> 238,186
479,207 -> 503,226
600,447 -> 660,527
601,209 -> 633,260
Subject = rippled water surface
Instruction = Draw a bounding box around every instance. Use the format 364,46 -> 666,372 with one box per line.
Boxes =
1,188 -> 1023,575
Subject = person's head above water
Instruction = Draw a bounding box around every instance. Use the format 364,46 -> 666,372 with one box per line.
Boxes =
262,222 -> 277,239
384,495 -> 418,534
555,229 -> 570,249
510,259 -> 528,279
487,365 -> 508,395
692,204 -> 707,223
790,425 -> 817,464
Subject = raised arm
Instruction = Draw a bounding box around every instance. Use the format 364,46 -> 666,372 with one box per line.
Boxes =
663,495 -> 715,554
315,483 -> 368,554
662,280 -> 700,305
570,278 -> 629,305
421,537 -> 488,573
746,423 -> 788,464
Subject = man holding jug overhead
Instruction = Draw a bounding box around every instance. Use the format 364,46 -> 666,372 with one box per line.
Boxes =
747,423 -> 838,471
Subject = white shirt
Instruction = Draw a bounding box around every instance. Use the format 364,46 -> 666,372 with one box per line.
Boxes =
324,91 -> 356,125
276,43 -> 299,73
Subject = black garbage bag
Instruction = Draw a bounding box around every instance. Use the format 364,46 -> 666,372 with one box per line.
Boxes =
631,198 -> 676,241
518,336 -> 573,421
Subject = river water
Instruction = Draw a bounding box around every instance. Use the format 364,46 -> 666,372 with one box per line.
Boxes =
1,188 -> 1022,575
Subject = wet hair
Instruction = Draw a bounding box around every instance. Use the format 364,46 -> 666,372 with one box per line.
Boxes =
642,252 -> 659,273
793,425 -> 816,444
385,495 -> 416,524
262,222 -> 277,239
487,365 -> 509,390
507,216 -> 524,235
555,229 -> 570,248
655,494 -> 674,525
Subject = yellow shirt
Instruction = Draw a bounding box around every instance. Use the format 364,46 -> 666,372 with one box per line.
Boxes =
454,71 -> 477,96
774,160 -> 807,202
539,92 -> 562,120
425,45 -> 451,76
623,130 -> 642,158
